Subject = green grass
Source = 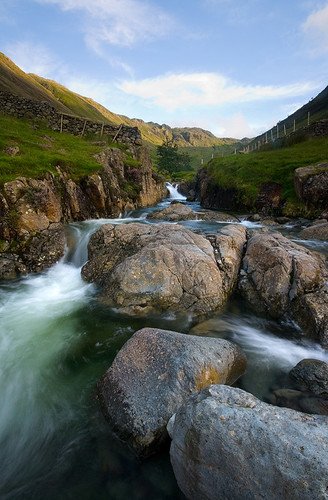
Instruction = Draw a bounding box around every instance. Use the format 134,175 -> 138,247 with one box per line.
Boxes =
205,136 -> 328,213
0,114 -> 113,185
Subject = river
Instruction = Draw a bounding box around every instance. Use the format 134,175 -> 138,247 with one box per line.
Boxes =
0,184 -> 327,499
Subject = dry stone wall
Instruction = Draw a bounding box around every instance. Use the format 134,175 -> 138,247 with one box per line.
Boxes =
0,91 -> 141,146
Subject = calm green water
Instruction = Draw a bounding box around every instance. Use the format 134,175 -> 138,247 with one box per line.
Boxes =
0,191 -> 327,499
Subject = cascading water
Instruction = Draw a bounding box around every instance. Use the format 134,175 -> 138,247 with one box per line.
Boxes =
0,204 -> 327,499
165,182 -> 187,200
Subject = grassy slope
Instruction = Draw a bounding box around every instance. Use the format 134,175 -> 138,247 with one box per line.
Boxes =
205,137 -> 328,213
0,53 -> 68,112
249,85 -> 328,147
0,114 -> 111,185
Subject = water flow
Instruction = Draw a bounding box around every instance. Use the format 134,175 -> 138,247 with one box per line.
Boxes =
165,182 -> 187,200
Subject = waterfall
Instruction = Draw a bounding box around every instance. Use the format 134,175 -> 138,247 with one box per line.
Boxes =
165,182 -> 187,200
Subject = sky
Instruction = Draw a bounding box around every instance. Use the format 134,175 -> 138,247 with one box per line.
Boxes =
0,0 -> 327,138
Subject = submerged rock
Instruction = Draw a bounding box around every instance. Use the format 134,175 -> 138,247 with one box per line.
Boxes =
299,222 -> 328,241
82,223 -> 245,318
290,359 -> 328,397
97,328 -> 246,456
168,385 -> 328,500
147,202 -> 196,221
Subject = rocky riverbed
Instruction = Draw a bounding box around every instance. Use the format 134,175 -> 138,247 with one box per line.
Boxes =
0,190 -> 327,499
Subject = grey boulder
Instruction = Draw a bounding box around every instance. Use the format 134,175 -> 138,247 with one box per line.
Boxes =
82,223 -> 244,318
239,231 -> 325,319
97,328 -> 246,456
168,385 -> 328,500
299,222 -> 328,241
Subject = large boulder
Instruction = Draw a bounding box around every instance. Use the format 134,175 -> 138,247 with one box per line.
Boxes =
82,223 -> 245,318
299,222 -> 328,241
97,328 -> 246,456
294,163 -> 328,210
168,385 -> 328,500
239,232 -> 325,319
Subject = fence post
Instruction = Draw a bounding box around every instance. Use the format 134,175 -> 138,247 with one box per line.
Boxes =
100,123 -> 104,137
60,114 -> 63,133
81,120 -> 87,137
283,124 -> 286,136
307,111 -> 310,126
271,129 -> 273,142
276,124 -> 279,139
293,119 -> 296,132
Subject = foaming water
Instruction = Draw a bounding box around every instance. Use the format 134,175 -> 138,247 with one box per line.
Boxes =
0,260 -> 93,497
191,313 -> 328,400
165,182 -> 186,200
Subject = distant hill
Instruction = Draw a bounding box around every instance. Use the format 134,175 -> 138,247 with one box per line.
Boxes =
0,51 -> 237,148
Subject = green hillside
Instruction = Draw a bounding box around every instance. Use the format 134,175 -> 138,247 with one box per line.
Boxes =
248,85 -> 328,149
0,53 -> 68,111
205,136 -> 328,215
0,51 -> 239,150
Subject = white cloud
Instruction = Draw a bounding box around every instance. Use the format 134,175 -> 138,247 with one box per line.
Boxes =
4,41 -> 63,78
303,3 -> 328,54
213,113 -> 256,138
119,72 -> 319,111
36,0 -> 175,49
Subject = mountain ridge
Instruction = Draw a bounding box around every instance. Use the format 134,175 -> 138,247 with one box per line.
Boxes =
0,51 -> 237,148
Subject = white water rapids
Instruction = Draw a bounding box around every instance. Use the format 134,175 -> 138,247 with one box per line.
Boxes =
165,182 -> 186,200
0,204 -> 327,498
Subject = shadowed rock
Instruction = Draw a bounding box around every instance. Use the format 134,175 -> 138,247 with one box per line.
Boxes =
97,328 -> 246,456
168,385 -> 328,500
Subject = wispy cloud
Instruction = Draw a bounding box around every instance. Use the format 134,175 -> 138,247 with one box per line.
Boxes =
4,41 -> 64,77
302,3 -> 328,54
36,0 -> 175,50
119,72 -> 319,111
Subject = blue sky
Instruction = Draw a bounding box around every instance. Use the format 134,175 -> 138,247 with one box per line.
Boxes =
0,0 -> 327,138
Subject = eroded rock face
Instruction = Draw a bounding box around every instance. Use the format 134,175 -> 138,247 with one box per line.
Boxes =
239,232 -> 325,319
292,286 -> 328,348
299,222 -> 328,241
207,225 -> 247,297
294,163 -> 328,210
168,385 -> 328,500
0,146 -> 165,277
97,328 -> 246,456
82,223 -> 244,318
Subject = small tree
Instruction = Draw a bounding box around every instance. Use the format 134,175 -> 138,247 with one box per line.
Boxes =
156,139 -> 192,176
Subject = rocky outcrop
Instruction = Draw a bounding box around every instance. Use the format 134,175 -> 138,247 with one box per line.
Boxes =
168,385 -> 328,500
294,163 -> 328,210
195,168 -> 243,211
299,222 -> 328,241
82,223 -> 245,318
97,328 -> 246,456
0,146 -> 165,277
196,168 -> 284,214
